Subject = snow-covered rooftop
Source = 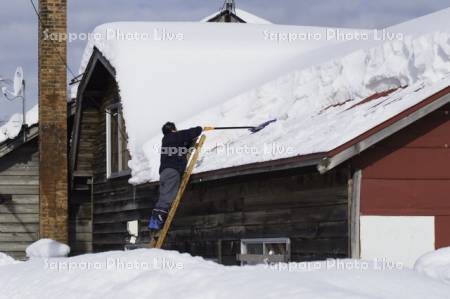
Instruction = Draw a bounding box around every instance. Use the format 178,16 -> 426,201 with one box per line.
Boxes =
0,104 -> 38,145
73,8 -> 450,184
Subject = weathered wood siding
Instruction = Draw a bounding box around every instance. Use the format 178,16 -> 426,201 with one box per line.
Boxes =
91,167 -> 349,263
69,190 -> 93,255
70,76 -> 119,255
356,103 -> 450,248
170,168 -> 349,263
0,139 -> 39,259
69,106 -> 99,255
76,108 -> 99,175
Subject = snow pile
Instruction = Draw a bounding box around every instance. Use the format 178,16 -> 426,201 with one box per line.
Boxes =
0,252 -> 18,266
26,239 -> 71,259
415,247 -> 450,284
0,249 -> 450,298
133,31 -> 450,183
201,8 -> 272,24
0,104 -> 38,144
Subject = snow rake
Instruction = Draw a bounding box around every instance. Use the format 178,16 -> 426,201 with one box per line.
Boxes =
208,118 -> 277,133
149,134 -> 207,249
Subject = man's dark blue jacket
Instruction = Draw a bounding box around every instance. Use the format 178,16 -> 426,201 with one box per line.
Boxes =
159,126 -> 203,174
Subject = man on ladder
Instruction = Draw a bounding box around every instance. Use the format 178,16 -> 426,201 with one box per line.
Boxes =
148,122 -> 213,231
145,119 -> 275,248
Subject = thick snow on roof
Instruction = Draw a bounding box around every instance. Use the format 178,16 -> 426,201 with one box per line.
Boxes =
1,248 -> 450,298
0,104 -> 38,145
76,22 -> 369,182
201,8 -> 272,24
135,32 -> 450,183
74,8 -> 450,184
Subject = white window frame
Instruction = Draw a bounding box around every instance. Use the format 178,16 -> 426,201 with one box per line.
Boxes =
106,103 -> 131,179
238,237 -> 291,265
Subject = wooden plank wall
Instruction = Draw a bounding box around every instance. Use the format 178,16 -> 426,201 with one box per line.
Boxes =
91,167 -> 349,264
69,100 -> 102,255
170,168 -> 349,263
0,140 -> 39,259
69,190 -> 93,255
76,107 -> 99,174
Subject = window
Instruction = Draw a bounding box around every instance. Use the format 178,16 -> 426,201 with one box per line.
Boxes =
237,238 -> 291,265
106,103 -> 131,178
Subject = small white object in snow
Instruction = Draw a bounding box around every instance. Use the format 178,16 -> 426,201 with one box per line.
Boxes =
0,252 -> 17,266
414,247 -> 450,284
26,239 -> 70,258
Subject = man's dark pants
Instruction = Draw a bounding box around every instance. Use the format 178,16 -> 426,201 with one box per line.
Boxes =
154,168 -> 181,211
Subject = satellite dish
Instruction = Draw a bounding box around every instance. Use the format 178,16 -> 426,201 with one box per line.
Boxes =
13,67 -> 24,97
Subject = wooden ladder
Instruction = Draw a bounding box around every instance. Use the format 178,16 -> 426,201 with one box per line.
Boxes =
150,135 -> 206,248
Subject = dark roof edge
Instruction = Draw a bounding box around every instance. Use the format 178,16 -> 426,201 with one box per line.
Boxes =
70,48 -> 116,179
140,153 -> 324,187
192,153 -> 324,183
318,85 -> 450,174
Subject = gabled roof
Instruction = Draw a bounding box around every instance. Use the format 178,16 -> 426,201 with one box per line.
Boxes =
73,22 -> 369,184
72,8 -> 450,184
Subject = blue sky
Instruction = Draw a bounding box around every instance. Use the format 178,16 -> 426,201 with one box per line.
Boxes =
0,0 -> 449,119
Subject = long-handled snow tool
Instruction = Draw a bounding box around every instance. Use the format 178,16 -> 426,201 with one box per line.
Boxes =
207,118 -> 277,133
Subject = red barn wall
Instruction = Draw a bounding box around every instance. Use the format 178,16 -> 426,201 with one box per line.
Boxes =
355,103 -> 450,248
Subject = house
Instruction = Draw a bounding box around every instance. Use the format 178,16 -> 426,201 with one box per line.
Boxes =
0,125 -> 39,259
70,7 -> 450,267
0,102 -> 90,258
1,2 -> 449,265
71,48 -> 350,262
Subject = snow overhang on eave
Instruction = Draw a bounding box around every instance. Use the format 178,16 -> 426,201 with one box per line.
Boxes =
318,85 -> 450,174
0,125 -> 39,159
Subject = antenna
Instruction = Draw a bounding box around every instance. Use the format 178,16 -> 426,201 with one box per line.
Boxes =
223,0 -> 236,14
0,67 -> 27,127
13,67 -> 24,97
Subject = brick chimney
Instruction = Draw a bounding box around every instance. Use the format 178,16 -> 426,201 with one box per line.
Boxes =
38,0 -> 68,243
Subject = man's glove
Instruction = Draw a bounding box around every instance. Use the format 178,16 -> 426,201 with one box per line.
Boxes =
203,127 -> 215,132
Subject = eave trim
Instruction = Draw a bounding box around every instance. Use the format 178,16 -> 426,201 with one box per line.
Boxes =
318,88 -> 450,174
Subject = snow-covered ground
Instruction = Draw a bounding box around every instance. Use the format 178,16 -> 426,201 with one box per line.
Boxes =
415,247 -> 450,285
1,242 -> 450,299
